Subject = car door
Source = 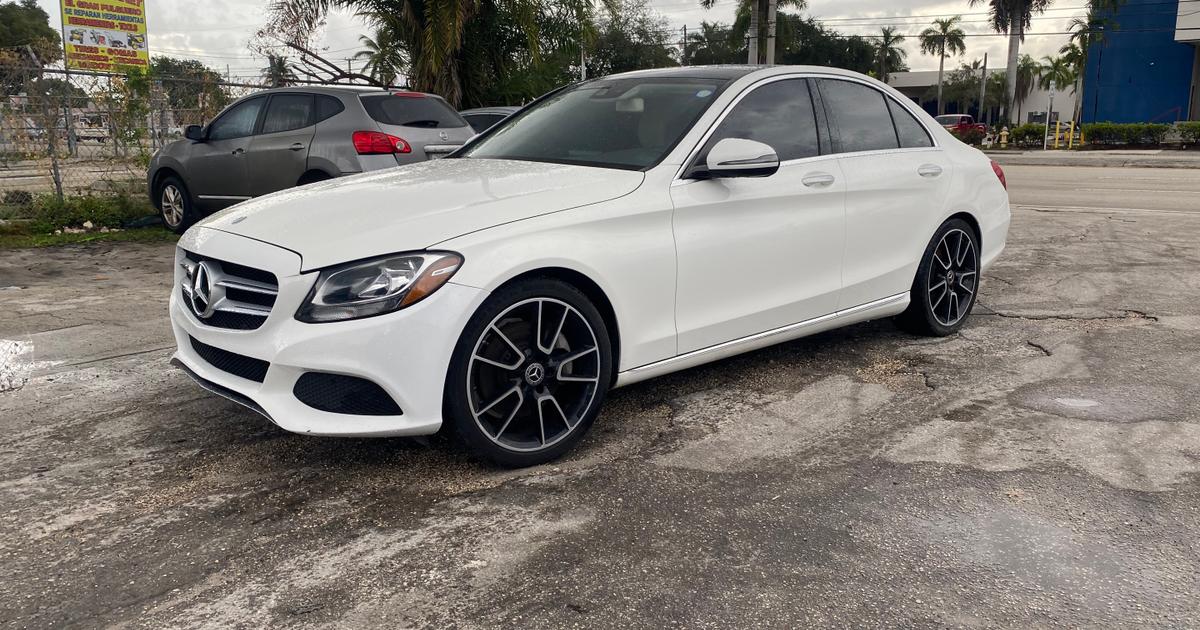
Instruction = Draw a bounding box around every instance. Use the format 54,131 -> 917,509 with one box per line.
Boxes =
185,96 -> 264,209
670,77 -> 847,354
246,93 -> 317,196
817,78 -> 954,310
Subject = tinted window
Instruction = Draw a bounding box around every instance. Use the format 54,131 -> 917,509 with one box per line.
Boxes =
819,79 -> 899,153
360,94 -> 467,128
704,78 -> 819,161
262,94 -> 313,134
315,95 -> 344,123
888,99 -> 933,148
465,114 -> 504,133
207,97 -> 264,140
460,78 -> 725,170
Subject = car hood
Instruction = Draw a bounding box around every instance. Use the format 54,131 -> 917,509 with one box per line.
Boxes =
197,158 -> 645,271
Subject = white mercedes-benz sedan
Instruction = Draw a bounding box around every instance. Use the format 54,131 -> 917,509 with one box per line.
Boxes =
170,65 -> 1009,466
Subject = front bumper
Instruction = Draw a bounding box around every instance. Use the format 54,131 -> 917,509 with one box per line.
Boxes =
169,227 -> 487,437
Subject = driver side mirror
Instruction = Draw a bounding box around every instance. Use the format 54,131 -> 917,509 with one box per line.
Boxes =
184,125 -> 204,142
696,138 -> 779,179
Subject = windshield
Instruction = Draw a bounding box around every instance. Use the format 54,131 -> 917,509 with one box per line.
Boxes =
935,115 -> 962,125
360,93 -> 468,129
458,77 -> 727,170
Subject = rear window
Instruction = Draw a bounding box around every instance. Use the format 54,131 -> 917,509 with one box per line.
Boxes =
359,93 -> 468,128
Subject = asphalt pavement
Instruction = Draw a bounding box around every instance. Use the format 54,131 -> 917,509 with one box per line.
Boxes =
1,164 -> 1198,628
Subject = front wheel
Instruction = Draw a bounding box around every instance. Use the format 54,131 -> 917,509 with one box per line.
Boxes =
158,175 -> 196,234
444,278 -> 613,467
896,218 -> 981,336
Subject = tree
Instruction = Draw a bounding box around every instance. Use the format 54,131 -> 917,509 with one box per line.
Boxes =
587,0 -> 678,77
261,53 -> 297,87
150,56 -> 231,123
0,0 -> 61,65
1013,53 -> 1040,123
260,0 -> 603,107
875,27 -> 906,84
918,16 -> 967,115
684,21 -> 744,65
354,23 -> 407,86
968,0 -> 1051,122
699,0 -> 806,63
776,14 -> 881,75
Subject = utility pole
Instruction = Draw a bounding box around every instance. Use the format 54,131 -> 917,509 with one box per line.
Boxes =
765,0 -> 777,65
1043,85 -> 1055,151
580,47 -> 586,81
979,52 -> 988,124
747,0 -> 759,64
682,25 -> 687,66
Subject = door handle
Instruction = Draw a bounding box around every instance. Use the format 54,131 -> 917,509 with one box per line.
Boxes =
801,172 -> 836,187
231,147 -> 245,155
918,164 -> 943,178
289,143 -> 305,151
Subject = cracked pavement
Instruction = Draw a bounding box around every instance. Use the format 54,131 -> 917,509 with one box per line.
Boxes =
1,164 -> 1198,628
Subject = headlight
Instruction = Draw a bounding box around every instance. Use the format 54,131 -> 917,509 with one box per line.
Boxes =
296,251 -> 462,323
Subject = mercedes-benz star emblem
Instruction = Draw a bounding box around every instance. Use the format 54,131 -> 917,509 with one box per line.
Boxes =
524,363 -> 546,386
189,261 -> 224,319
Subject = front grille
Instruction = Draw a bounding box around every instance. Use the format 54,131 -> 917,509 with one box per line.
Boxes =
293,372 -> 403,416
189,336 -> 270,383
179,250 -> 278,330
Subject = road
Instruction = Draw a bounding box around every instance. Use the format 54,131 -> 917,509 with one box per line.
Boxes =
2,164 -> 1198,628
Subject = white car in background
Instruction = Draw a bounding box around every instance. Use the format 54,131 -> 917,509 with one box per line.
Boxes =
169,65 -> 1010,467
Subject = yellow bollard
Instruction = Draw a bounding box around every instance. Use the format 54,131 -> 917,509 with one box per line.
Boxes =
1054,120 -> 1061,149
1067,121 -> 1075,150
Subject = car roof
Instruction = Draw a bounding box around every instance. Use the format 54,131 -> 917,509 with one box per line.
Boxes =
251,85 -> 441,98
599,64 -> 876,83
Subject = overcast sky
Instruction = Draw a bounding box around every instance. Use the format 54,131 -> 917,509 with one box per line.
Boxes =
35,0 -> 1086,80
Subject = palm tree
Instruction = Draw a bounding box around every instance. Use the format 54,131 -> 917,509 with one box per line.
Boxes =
261,53 -> 297,87
1013,53 -> 1040,123
875,27 -> 906,83
1037,54 -> 1074,92
685,21 -> 743,65
918,16 -> 967,115
968,0 -> 1051,123
699,0 -> 806,63
354,24 -> 407,86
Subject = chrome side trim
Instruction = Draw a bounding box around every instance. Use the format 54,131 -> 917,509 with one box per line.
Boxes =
622,292 -> 908,378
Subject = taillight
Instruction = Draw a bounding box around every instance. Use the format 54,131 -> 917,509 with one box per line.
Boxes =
990,159 -> 1007,190
352,131 -> 411,155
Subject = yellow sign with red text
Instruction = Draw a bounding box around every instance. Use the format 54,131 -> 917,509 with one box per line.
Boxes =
60,0 -> 149,73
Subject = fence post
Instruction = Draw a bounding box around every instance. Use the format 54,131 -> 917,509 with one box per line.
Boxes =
26,46 -> 64,202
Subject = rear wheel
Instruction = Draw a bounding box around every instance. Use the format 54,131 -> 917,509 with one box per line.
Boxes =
896,218 -> 980,336
445,278 -> 612,467
158,175 -> 196,234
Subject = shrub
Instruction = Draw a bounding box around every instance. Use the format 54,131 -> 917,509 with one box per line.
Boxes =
29,194 -> 156,233
951,127 -> 985,145
2,190 -> 34,208
1082,122 -> 1171,146
1009,123 -> 1045,148
1177,121 -> 1200,145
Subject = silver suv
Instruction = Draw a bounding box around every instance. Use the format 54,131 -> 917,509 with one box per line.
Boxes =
148,86 -> 473,232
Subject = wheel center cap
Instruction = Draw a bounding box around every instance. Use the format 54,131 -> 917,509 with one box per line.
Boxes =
946,270 -> 956,285
524,363 -> 546,386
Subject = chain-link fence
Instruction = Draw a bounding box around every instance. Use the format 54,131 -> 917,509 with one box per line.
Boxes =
1,61 -> 260,207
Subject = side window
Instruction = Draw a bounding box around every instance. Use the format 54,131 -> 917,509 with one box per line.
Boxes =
887,98 -> 933,148
261,94 -> 314,134
819,79 -> 899,154
466,114 -> 503,133
207,97 -> 264,141
315,95 -> 344,123
703,78 -> 820,162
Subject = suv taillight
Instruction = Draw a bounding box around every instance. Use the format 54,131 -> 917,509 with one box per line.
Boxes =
990,159 -> 1007,190
353,131 -> 411,155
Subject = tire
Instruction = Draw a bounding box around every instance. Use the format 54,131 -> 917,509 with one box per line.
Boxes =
896,218 -> 981,336
157,175 -> 197,234
444,278 -> 613,467
298,171 -> 332,186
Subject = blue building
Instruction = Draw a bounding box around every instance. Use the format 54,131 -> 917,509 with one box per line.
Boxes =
1082,0 -> 1199,122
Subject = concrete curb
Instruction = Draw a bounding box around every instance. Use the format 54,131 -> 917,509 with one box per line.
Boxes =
986,152 -> 1200,170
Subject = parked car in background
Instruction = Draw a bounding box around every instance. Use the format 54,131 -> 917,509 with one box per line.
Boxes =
148,86 -> 473,233
169,66 -> 1009,467
459,106 -> 520,133
935,114 -> 987,135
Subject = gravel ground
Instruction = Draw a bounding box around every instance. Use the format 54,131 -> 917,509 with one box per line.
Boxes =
1,164 -> 1197,629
